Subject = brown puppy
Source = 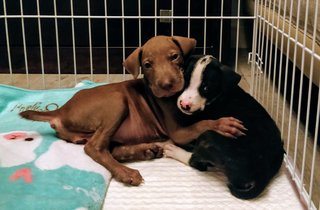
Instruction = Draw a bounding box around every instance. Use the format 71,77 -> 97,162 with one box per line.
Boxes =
20,36 -> 245,186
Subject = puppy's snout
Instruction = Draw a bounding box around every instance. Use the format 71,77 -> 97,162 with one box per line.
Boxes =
158,79 -> 174,91
179,100 -> 192,111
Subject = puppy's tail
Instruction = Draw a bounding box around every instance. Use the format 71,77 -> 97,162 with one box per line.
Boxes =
20,110 -> 57,122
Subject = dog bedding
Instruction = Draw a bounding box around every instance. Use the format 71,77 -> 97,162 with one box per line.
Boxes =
0,81 -> 111,210
103,158 -> 305,210
0,81 -> 304,210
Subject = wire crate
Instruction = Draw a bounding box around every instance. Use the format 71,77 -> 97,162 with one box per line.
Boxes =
1,0 -> 319,209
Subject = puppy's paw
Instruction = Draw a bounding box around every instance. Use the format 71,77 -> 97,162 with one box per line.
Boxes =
114,166 -> 144,186
163,143 -> 180,158
163,143 -> 192,165
214,117 -> 247,139
144,144 -> 163,159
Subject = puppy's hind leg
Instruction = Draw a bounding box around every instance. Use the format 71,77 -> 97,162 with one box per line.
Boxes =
84,95 -> 144,186
84,126 -> 144,186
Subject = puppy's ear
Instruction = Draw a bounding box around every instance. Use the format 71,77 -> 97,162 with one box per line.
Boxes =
123,47 -> 142,79
220,65 -> 241,91
172,36 -> 197,56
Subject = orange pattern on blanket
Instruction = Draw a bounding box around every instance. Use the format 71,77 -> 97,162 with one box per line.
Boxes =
10,168 -> 33,183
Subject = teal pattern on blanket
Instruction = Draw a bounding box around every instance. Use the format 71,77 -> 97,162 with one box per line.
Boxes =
0,81 -> 111,210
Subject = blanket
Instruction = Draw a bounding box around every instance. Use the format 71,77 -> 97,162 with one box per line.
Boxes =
0,81 -> 111,210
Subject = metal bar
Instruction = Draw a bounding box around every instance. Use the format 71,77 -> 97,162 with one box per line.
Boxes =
171,0 -> 174,36
253,1 -> 264,98
2,0 -> 13,85
251,5 -> 257,97
307,0 -> 319,207
19,0 -> 30,88
138,0 -> 141,44
298,0 -> 312,195
234,0 -> 241,72
276,0 -> 288,124
104,0 -> 110,83
121,0 -> 126,80
259,0 -> 267,102
261,0 -> 272,105
265,0 -> 277,111
203,0 -> 207,54
154,0 -> 157,35
70,0 -> 77,85
138,0 -> 141,76
218,0 -> 224,61
283,0 -> 295,151
36,0 -> 45,88
187,0 -> 190,38
291,0 -> 303,176
249,0 -> 259,95
270,0 -> 282,116
0,15 -> 256,20
53,0 -> 61,87
87,0 -> 93,81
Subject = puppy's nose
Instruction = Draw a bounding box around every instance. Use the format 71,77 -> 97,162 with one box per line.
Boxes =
159,80 -> 174,91
179,100 -> 192,111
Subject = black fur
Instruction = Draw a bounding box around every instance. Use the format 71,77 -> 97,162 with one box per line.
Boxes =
181,55 -> 285,199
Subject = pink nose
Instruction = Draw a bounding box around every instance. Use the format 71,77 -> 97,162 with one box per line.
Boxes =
179,100 -> 192,111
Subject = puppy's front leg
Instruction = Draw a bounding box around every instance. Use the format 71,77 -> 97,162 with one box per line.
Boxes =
168,117 -> 247,145
160,101 -> 246,145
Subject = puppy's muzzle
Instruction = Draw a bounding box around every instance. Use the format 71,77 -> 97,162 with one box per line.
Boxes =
158,79 -> 175,91
155,77 -> 184,97
179,100 -> 192,111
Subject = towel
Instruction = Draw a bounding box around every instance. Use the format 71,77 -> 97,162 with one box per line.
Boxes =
0,81 -> 111,210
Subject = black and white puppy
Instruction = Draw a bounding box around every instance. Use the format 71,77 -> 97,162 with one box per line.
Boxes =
164,55 -> 285,199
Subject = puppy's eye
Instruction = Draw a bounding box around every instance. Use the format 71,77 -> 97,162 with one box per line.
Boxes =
170,53 -> 180,61
143,62 -> 152,69
203,86 -> 209,93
